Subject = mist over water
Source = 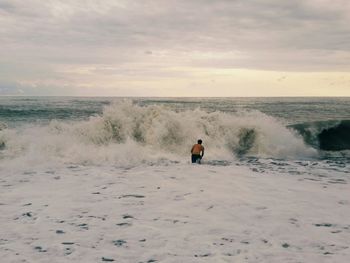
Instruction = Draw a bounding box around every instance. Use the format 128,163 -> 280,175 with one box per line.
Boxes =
0,97 -> 349,170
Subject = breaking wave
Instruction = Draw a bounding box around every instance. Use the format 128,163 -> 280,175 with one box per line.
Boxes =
0,101 -> 316,168
290,120 -> 350,152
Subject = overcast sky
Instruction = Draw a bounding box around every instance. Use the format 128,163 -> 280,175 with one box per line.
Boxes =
1,0 -> 350,96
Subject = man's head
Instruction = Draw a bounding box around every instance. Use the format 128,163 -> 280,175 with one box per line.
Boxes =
197,139 -> 202,144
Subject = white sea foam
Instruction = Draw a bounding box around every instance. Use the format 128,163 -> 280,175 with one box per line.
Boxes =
0,121 -> 7,133
0,101 -> 317,170
1,164 -> 349,262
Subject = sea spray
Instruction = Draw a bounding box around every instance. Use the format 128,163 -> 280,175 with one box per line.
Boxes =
0,101 -> 316,169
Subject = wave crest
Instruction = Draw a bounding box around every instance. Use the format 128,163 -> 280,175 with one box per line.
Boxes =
290,120 -> 350,151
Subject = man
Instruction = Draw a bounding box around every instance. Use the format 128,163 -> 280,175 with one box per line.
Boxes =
191,139 -> 204,164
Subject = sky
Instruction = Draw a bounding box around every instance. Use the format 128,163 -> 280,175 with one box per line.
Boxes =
0,0 -> 350,97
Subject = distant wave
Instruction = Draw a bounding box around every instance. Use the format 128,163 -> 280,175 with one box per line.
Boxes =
290,120 -> 350,151
0,101 -> 316,168
0,107 -> 99,121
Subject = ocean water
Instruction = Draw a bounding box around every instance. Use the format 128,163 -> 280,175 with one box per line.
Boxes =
0,96 -> 349,174
1,97 -> 350,262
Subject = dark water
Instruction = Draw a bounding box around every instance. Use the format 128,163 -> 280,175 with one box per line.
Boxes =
0,97 -> 109,127
1,97 -> 349,125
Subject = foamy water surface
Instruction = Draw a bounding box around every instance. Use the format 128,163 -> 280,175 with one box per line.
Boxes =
1,97 -> 350,262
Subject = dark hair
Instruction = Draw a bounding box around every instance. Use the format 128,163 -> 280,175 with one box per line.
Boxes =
197,139 -> 202,144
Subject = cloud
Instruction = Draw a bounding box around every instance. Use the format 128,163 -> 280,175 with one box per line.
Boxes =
0,80 -> 83,96
0,1 -> 14,11
0,81 -> 23,95
0,0 -> 350,95
2,1 -> 350,61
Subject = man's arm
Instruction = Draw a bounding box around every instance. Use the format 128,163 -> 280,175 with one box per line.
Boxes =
201,147 -> 205,158
191,145 -> 194,154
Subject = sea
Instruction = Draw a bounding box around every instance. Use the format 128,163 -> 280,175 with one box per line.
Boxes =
0,96 -> 349,175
